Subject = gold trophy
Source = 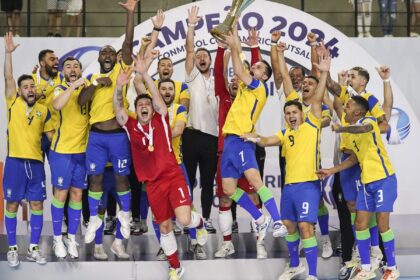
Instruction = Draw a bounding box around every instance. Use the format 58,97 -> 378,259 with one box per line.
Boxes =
210,0 -> 254,41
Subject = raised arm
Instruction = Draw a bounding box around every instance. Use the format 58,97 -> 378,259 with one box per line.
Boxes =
147,9 -> 165,52
243,28 -> 261,64
276,42 -> 294,97
114,67 -> 133,126
223,31 -> 252,86
214,40 -> 229,99
53,78 -> 89,111
119,0 -> 139,65
185,6 -> 201,75
311,47 -> 331,119
376,65 -> 393,121
4,32 -> 19,99
270,31 -> 283,90
307,32 -> 320,78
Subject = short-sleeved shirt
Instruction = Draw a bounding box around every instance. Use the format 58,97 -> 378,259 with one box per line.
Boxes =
87,62 -> 129,125
339,85 -> 385,151
6,94 -> 53,162
50,80 -> 90,153
276,112 -> 322,184
154,79 -> 190,105
223,78 -> 268,136
124,113 -> 179,183
286,90 -> 332,122
168,104 -> 187,164
185,66 -> 218,137
347,117 -> 394,184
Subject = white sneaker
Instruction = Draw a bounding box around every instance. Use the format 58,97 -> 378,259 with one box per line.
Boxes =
410,32 -> 420,37
256,216 -> 271,242
85,215 -> 103,243
66,237 -> 79,259
94,244 -> 108,260
196,226 -> 208,246
256,241 -> 267,259
27,246 -> 47,265
370,247 -> 383,271
321,235 -> 333,259
191,244 -> 207,260
278,262 -> 305,280
272,221 -> 288,238
358,33 -> 364,38
7,246 -> 19,267
156,247 -> 167,261
381,268 -> 400,280
364,32 -> 373,38
306,276 -> 318,280
352,267 -> 376,280
117,211 -> 131,239
111,239 -> 130,259
53,238 -> 67,258
215,241 -> 235,258
169,266 -> 185,280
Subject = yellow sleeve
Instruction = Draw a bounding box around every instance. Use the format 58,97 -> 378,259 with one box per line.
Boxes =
364,93 -> 386,119
44,110 -> 54,132
6,93 -> 18,108
307,112 -> 322,128
275,130 -> 285,146
322,105 -> 332,119
339,85 -> 348,104
175,110 -> 187,124
179,82 -> 190,100
286,90 -> 300,102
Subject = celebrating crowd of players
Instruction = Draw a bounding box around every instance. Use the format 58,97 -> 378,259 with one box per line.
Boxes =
3,1 -> 400,280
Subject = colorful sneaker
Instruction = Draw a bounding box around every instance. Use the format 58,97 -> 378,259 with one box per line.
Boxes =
27,246 -> 47,265
339,261 -> 358,280
381,268 -> 400,280
169,266 -> 185,280
117,210 -> 131,239
104,216 -> 116,235
256,240 -> 267,259
370,246 -> 383,271
7,246 -> 19,268
196,226 -> 208,246
53,238 -> 67,259
321,235 -> 333,258
191,244 -> 207,260
215,241 -> 235,258
204,218 -> 216,234
111,239 -> 130,259
278,262 -> 305,280
156,247 -> 167,261
85,215 -> 103,243
272,220 -> 288,238
352,267 -> 376,280
94,244 -> 108,260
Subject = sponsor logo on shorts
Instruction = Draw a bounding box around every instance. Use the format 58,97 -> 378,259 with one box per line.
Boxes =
299,215 -> 308,219
57,176 -> 64,187
180,199 -> 187,203
241,161 -> 248,167
90,163 -> 96,172
7,188 -> 12,198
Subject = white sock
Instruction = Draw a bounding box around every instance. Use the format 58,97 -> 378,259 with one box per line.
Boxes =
68,234 -> 76,241
218,209 -> 233,237
357,15 -> 364,34
161,231 -> 177,256
114,238 -> 123,245
54,235 -> 62,241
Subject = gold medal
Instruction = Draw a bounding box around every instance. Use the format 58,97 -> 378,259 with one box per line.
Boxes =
148,145 -> 154,152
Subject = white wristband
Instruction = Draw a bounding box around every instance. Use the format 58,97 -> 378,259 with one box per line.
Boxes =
310,42 -> 318,46
383,79 -> 390,83
92,79 -> 98,86
188,23 -> 197,27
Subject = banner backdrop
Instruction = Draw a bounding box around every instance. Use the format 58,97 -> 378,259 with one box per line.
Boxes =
1,0 -> 419,220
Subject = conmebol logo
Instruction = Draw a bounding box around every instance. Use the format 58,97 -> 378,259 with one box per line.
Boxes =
387,107 -> 411,145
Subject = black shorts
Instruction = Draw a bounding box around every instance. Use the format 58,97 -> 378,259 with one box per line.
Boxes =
1,0 -> 23,12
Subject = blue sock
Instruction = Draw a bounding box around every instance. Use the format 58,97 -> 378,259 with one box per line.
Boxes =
68,200 -> 82,235
286,232 -> 300,267
140,187 -> 149,219
30,209 -> 44,245
117,190 -> 131,212
153,220 -> 161,242
356,229 -> 371,266
369,215 -> 379,247
51,197 -> 65,236
5,210 -> 17,246
303,236 -> 318,277
318,205 -> 329,235
116,220 -> 123,240
95,217 -> 104,245
381,229 -> 396,267
189,228 -> 197,240
230,188 -> 262,221
88,191 -> 103,217
257,185 -> 281,222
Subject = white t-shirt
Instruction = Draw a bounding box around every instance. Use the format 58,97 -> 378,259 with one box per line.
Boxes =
185,66 -> 219,137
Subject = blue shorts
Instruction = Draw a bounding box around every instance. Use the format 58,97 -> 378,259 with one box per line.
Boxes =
3,157 -> 47,202
281,181 -> 321,223
356,174 -> 397,213
340,153 -> 362,202
86,130 -> 131,176
221,135 -> 259,179
49,151 -> 87,190
98,166 -> 119,210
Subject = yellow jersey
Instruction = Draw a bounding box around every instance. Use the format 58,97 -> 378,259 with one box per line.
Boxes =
223,78 -> 267,136
286,90 -> 332,121
276,112 -> 322,184
169,104 -> 187,164
154,79 -> 190,105
6,94 -> 53,162
50,80 -> 91,154
86,62 -> 129,125
339,85 -> 385,151
347,117 -> 394,184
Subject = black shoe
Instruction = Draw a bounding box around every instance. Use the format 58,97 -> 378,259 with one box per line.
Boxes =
54,33 -> 62,37
47,32 -> 53,37
183,227 -> 189,234
204,218 -> 216,234
231,220 -> 238,233
104,216 -> 116,235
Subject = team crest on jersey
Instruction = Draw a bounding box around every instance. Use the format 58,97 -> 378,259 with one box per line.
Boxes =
90,163 -> 96,172
54,88 -> 61,97
57,177 -> 64,186
36,111 -> 42,118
